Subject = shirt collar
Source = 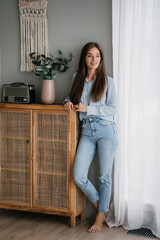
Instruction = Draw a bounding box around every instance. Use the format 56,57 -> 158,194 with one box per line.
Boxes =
85,76 -> 96,83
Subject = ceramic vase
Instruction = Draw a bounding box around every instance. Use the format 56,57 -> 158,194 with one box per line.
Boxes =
41,79 -> 56,104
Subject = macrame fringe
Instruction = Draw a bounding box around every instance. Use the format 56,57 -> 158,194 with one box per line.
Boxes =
19,0 -> 49,72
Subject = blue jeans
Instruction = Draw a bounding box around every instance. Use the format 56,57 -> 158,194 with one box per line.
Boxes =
73,116 -> 118,213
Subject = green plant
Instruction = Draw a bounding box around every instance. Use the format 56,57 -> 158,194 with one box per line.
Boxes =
29,50 -> 73,80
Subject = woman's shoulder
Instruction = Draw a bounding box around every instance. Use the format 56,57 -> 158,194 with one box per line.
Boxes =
106,75 -> 113,82
105,76 -> 114,86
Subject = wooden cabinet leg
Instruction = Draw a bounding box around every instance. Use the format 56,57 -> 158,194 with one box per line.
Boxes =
71,216 -> 76,228
81,210 -> 85,222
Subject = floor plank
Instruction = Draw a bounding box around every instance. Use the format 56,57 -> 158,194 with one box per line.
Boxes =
0,209 -> 155,240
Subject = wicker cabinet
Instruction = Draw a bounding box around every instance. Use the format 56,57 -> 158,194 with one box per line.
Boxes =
0,103 -> 85,227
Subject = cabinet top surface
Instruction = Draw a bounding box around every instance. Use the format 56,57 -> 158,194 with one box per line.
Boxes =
0,103 -> 65,111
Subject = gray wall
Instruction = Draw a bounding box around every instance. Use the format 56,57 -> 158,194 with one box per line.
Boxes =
0,0 -> 112,218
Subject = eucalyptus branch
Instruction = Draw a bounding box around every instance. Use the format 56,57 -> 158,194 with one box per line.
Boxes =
29,51 -> 73,80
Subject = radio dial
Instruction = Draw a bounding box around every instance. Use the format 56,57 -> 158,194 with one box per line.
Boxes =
23,98 -> 28,102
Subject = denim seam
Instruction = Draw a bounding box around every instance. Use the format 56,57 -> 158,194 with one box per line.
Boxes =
98,139 -> 116,213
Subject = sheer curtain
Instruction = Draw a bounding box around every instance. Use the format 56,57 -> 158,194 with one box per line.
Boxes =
108,0 -> 160,237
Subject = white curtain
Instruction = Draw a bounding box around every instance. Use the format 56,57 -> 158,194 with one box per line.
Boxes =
108,0 -> 160,237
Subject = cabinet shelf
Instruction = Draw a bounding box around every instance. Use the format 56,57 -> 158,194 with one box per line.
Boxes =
1,168 -> 29,173
37,171 -> 67,176
37,138 -> 67,143
1,136 -> 29,141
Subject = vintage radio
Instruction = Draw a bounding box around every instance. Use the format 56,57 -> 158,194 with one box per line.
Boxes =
2,82 -> 35,103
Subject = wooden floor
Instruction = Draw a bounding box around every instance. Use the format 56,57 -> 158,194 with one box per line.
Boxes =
0,209 -> 152,240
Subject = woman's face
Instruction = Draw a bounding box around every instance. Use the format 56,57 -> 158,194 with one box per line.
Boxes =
85,47 -> 101,71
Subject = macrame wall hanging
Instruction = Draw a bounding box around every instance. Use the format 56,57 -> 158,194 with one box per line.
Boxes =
19,0 -> 49,72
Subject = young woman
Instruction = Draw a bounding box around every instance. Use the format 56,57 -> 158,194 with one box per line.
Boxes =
64,42 -> 118,233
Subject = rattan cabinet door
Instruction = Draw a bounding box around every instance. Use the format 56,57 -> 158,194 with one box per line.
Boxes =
0,110 -> 32,206
33,111 -> 69,210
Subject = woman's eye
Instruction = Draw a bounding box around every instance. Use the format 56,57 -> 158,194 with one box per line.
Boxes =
87,54 -> 100,58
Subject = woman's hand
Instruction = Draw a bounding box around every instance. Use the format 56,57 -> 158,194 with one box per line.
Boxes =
64,101 -> 74,113
74,103 -> 87,112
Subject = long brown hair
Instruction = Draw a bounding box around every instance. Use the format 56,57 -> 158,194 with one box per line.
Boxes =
70,42 -> 106,104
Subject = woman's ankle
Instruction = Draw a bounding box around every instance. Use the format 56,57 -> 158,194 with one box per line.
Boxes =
96,212 -> 106,222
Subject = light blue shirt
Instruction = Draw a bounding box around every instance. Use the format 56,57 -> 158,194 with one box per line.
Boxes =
64,72 -> 117,122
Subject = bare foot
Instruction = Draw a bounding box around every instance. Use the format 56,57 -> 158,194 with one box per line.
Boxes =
88,212 -> 106,233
